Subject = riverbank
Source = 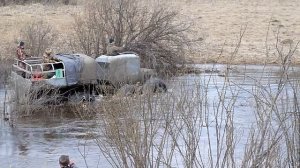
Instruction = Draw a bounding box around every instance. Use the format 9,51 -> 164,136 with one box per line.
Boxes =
0,0 -> 299,65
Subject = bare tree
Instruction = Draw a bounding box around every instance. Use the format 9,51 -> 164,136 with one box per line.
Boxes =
21,20 -> 57,57
73,0 -> 196,75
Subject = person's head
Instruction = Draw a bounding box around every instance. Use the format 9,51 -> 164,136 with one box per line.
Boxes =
109,38 -> 114,44
45,48 -> 52,55
19,41 -> 25,49
59,155 -> 70,168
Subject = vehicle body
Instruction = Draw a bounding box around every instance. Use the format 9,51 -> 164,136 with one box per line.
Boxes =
96,53 -> 141,87
11,52 -> 150,103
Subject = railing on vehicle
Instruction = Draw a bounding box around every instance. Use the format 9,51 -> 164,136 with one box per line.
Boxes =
12,57 -> 65,82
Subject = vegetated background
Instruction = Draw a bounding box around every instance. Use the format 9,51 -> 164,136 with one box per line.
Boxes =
0,1 -> 300,167
0,0 -> 299,67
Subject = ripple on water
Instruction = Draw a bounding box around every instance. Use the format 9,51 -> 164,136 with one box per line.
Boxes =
1,64 -> 299,167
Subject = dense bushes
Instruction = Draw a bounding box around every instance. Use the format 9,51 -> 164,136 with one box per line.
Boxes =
21,20 -> 57,57
73,0 -> 196,76
1,0 -> 198,76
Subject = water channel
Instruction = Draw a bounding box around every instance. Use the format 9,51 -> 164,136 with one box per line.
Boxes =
1,64 -> 299,168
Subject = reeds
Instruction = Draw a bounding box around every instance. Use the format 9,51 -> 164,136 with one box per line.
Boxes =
72,62 -> 297,167
71,25 -> 300,167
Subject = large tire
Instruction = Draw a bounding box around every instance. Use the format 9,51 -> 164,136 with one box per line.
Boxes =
142,78 -> 167,94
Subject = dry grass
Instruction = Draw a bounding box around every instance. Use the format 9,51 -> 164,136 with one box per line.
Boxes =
0,3 -> 81,57
0,0 -> 299,64
184,0 -> 300,65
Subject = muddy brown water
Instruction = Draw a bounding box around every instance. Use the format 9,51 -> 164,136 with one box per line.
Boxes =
1,64 -> 300,167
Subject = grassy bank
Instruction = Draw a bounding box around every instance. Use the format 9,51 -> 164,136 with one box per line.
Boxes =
0,0 -> 299,65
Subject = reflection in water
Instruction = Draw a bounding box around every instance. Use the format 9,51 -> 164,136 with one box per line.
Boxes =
18,144 -> 29,156
0,64 -> 299,167
1,120 -> 106,167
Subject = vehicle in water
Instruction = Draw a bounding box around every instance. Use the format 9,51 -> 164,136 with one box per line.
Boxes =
11,52 -> 153,104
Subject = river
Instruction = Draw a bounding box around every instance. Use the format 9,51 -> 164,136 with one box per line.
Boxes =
1,64 -> 299,168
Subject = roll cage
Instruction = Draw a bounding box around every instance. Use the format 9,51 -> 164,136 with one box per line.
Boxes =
12,57 -> 66,82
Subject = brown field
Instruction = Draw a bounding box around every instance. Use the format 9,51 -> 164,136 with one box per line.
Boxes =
0,0 -> 299,65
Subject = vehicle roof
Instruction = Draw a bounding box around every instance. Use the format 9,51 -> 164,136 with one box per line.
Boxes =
96,54 -> 139,63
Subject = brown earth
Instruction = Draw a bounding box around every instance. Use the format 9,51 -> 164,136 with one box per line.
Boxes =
0,0 -> 299,65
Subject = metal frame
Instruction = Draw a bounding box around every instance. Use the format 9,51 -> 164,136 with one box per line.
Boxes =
12,58 -> 66,82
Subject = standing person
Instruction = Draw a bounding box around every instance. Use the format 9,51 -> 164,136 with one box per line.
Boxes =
106,38 -> 123,56
16,41 -> 29,71
43,48 -> 53,63
59,155 -> 78,168
16,41 -> 26,61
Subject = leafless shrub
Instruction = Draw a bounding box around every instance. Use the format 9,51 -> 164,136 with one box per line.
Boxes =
88,59 -> 300,167
93,94 -> 173,167
20,20 -> 57,57
75,23 -> 300,167
240,26 -> 300,167
0,58 -> 13,88
72,0 -> 196,75
6,75 -> 66,117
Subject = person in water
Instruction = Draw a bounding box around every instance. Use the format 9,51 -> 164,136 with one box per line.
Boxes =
59,155 -> 78,168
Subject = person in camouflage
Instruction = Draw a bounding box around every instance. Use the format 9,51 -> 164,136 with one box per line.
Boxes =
106,38 -> 123,56
16,41 -> 26,61
43,48 -> 54,63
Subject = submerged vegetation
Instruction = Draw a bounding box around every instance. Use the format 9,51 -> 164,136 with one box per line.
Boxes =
70,34 -> 299,167
0,0 -> 300,167
0,58 -> 12,88
5,30 -> 299,167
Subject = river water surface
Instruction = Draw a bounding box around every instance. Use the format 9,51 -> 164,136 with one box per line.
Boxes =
1,64 -> 300,168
